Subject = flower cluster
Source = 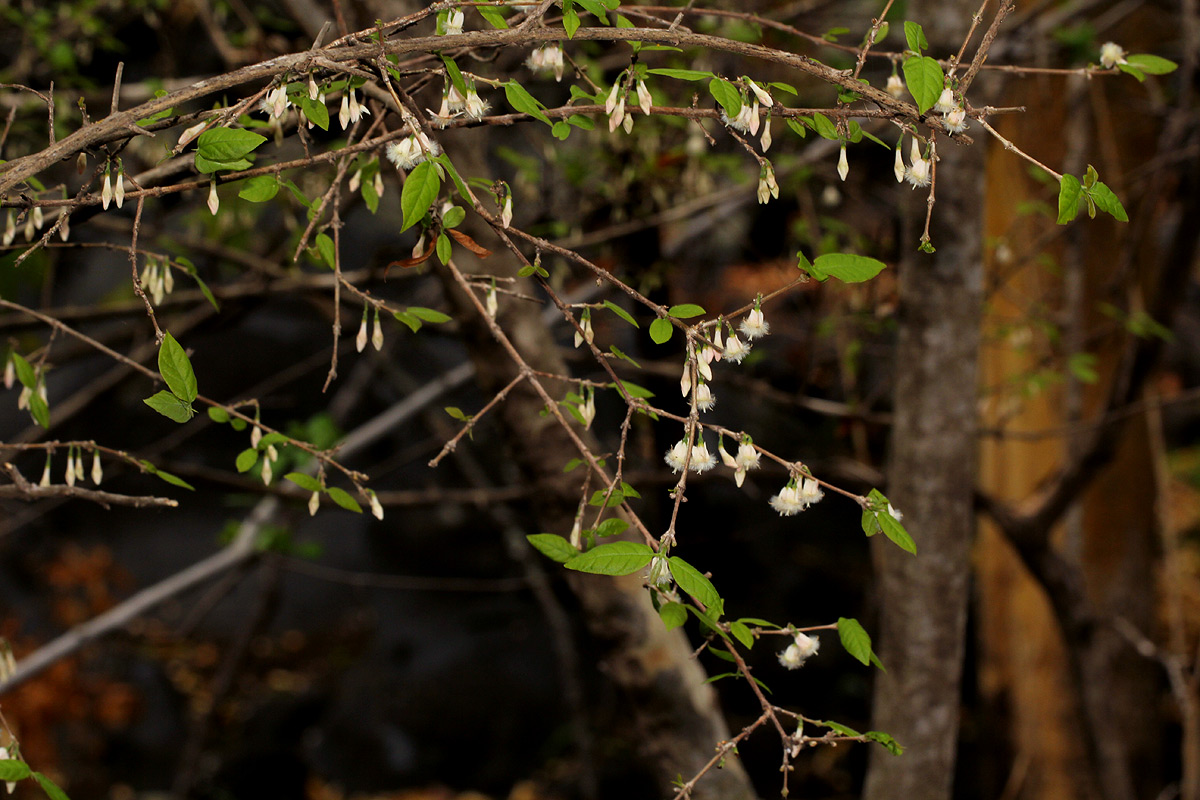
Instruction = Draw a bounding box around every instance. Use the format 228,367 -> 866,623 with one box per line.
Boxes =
140,254 -> 176,305
386,132 -> 442,171
778,632 -> 820,669
664,437 -> 718,474
526,45 -> 565,81
338,88 -> 369,129
933,86 -> 968,134
769,477 -> 824,516
897,138 -> 931,189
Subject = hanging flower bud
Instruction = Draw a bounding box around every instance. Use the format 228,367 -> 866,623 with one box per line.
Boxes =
607,92 -> 625,132
680,360 -> 693,397
207,180 -> 219,215
74,451 -> 85,481
22,213 -> 34,242
579,388 -> 596,429
308,490 -> 321,516
622,112 -> 634,134
77,151 -> 88,174
308,74 -> 320,101
114,169 -> 125,209
760,116 -> 772,151
250,423 -> 262,448
91,451 -> 103,484
349,168 -> 362,193
369,490 -> 385,520
574,309 -> 592,347
886,73 -> 905,98
261,456 -> 273,486
910,136 -> 922,165
59,212 -> 70,242
718,439 -> 737,468
500,193 -> 513,228
32,205 -> 43,229
371,308 -> 384,350
373,170 -> 384,198
3,355 -> 13,389
485,283 -> 499,320
339,93 -> 351,129
837,145 -> 849,181
605,81 -> 622,114
101,169 -> 113,210
2,210 -> 14,247
178,121 -> 207,148
749,79 -> 773,107
355,309 -> 369,352
894,144 -> 906,183
40,458 -> 52,487
65,450 -> 76,487
636,80 -> 652,116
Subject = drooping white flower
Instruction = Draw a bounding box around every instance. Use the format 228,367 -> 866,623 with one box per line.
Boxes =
646,555 -> 672,587
1100,41 -> 1127,69
308,74 -> 320,101
3,210 -> 15,246
711,326 -> 724,361
622,112 -> 634,134
355,314 -> 368,352
526,45 -> 566,81
500,193 -> 513,228
338,93 -> 351,129
485,284 -> 498,320
59,211 -> 70,242
689,443 -> 717,473
739,307 -> 769,340
887,502 -> 903,521
369,490 -> 385,520
608,94 -> 626,133
778,632 -> 820,669
178,121 -> 207,148
308,490 -> 321,516
464,85 -> 488,119
798,477 -> 824,506
114,169 -> 125,209
886,73 -> 905,98
735,442 -> 761,472
373,170 -> 384,198
74,451 -> 84,481
250,423 -> 262,448
261,454 -> 273,486
3,356 -> 13,390
933,87 -> 955,114
569,516 -> 583,548
605,81 -> 622,114
757,169 -> 772,204
680,360 -> 693,398
101,170 -> 113,210
64,451 -> 76,487
894,145 -> 906,183
665,439 -> 690,473
718,439 -> 737,468
371,310 -> 384,351
579,390 -> 596,429
574,311 -> 593,348
837,145 -> 849,182
444,9 -> 464,35
906,154 -> 931,188
749,79 -> 773,107
207,180 -> 219,215
91,451 -> 103,484
723,330 -> 750,363
944,106 -> 967,134
696,352 -> 713,382
695,381 -> 715,411
349,169 -> 362,193
760,116 -> 772,151
636,80 -> 652,116
770,483 -> 806,515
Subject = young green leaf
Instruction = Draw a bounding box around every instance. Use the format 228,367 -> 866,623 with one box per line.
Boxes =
903,20 -> 928,54
400,161 -> 442,232
298,95 -> 329,130
477,4 -> 509,28
0,760 -> 32,781
824,720 -> 863,737
812,253 -> 888,283
504,81 -> 552,125
33,772 -> 72,800
729,620 -> 754,649
594,518 -> 630,537
196,128 -> 267,164
879,511 -> 916,554
668,557 -> 721,612
207,407 -> 230,423
865,731 -> 905,755
649,318 -> 674,344
315,232 -> 335,268
837,617 -> 878,667
158,332 -> 197,402
153,469 -> 195,491
1088,181 -> 1128,222
238,175 -> 280,202
659,601 -> 688,630
810,112 -> 839,140
708,78 -> 742,117
564,541 -> 655,575
648,68 -> 714,81
668,303 -> 706,319
326,486 -> 363,513
1125,54 -> 1177,75
11,352 -> 36,389
407,306 -> 452,323
285,472 -> 322,492
526,533 -> 579,563
603,299 -> 639,328
235,448 -> 260,472
1057,174 -> 1082,225
144,390 -> 194,423
903,55 -> 943,114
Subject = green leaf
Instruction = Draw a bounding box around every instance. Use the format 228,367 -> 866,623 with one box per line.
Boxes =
659,602 -> 687,630
769,81 -> 798,95
879,511 -> 916,554
33,772 -> 71,800
153,469 -> 195,490
551,120 -> 571,140
575,0 -> 610,21
235,448 -> 260,472
315,232 -> 335,268
903,55 -> 943,114
1089,181 -> 1128,222
256,432 -> 290,451
326,486 -> 363,513
11,352 -> 36,389
811,253 -> 888,283
708,78 -> 742,117
361,179 -> 379,214
594,518 -> 630,538
0,760 -> 32,781
443,206 -> 466,228
394,311 -> 421,333
619,481 -> 640,500
668,303 -> 706,319
407,306 -> 452,323
865,731 -> 904,756
786,118 -> 808,138
504,81 -> 552,125
603,300 -> 638,328
158,332 -> 197,402
608,347 -> 642,369
562,3 -> 580,37
190,271 -> 221,311
444,406 -> 470,421
668,557 -> 721,613
144,390 -> 194,423
1125,54 -> 1177,75
526,533 -> 579,563
1068,352 -> 1099,384
903,20 -> 928,54
729,620 -> 754,649
436,232 -> 452,265
441,55 -> 468,98
613,379 -> 654,399
824,720 -> 862,737
810,112 -> 839,140
207,407 -> 230,423
837,617 -> 875,666
737,617 -> 778,628
1057,173 -> 1082,225
649,317 -> 673,344
194,154 -> 252,174
564,541 -> 654,575
237,175 -> 279,202
28,393 -> 50,428
588,488 -> 625,508
298,95 -> 329,130
647,68 -> 713,81
567,114 -> 595,130
196,128 -> 267,164
401,161 -> 442,232
285,472 -> 322,492
477,4 -> 509,27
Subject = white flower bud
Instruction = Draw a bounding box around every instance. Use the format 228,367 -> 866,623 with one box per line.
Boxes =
680,361 -> 692,397
102,170 -> 113,210
373,171 -> 384,198
608,96 -> 625,133
605,81 -> 622,114
32,205 -> 43,229
569,516 -> 582,548
485,285 -> 499,320
75,452 -> 85,481
59,212 -> 70,242
355,315 -> 368,352
837,145 -> 849,181
749,79 -> 773,107
3,210 -> 14,246
40,460 -> 51,487
895,145 -> 906,182
760,117 -> 772,152
266,444 -> 278,462
261,457 -> 273,485
308,490 -> 321,515
91,451 -> 103,484
886,73 -> 905,98
636,80 -> 652,116
372,312 -> 384,350
349,169 -> 362,193
369,490 -> 385,520
178,121 -> 207,148
622,112 -> 634,134
309,75 -> 320,100
444,9 -> 464,35
339,93 -> 351,129
250,424 -> 262,448
113,171 -> 126,209
207,181 -> 219,215
3,357 -> 13,389
65,454 -> 76,487
719,440 -> 737,468
500,194 -> 513,228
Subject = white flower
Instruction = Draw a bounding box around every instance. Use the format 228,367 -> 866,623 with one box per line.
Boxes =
680,361 -> 693,397
665,439 -> 690,473
464,86 -> 488,119
723,331 -> 750,363
711,326 -> 724,360
798,477 -> 824,506
1100,41 -> 1126,69
906,155 -> 931,189
338,93 -> 351,128
695,381 -> 715,411
369,490 -> 385,520
526,45 -> 565,81
697,353 -> 712,382
349,169 -> 362,192
91,451 -> 103,484
608,95 -> 625,133
250,424 -> 262,448
74,452 -> 84,481
371,312 -> 384,351
348,89 -> 368,124
757,171 -> 772,204
887,502 -> 903,521
605,81 -> 622,114
749,79 -> 773,107
309,75 -> 320,100
178,120 -> 207,148
718,440 -> 737,468
735,442 -> 760,472
3,356 -> 13,389
429,93 -> 456,127
944,106 -> 967,134
65,454 -> 76,487
622,112 -> 634,134
484,285 -> 498,319
261,456 -> 273,486
636,80 -> 652,116
689,443 -> 717,473
739,307 -> 769,340
579,391 -> 595,429
355,315 -> 368,352
374,171 -> 384,198
102,170 -> 113,210
574,312 -> 593,347
207,181 -> 219,215
770,483 -> 806,515
910,136 -> 922,165
646,555 -> 672,587
386,137 -> 427,171
760,117 -> 772,151
39,460 -> 51,487
837,146 -> 849,181
778,633 -> 820,669
933,87 -> 955,114
569,517 -> 582,548
886,73 -> 905,98
894,145 -> 906,183
308,490 -> 321,516
444,9 -> 464,35
500,193 -> 513,228
720,99 -> 758,133
447,84 -> 467,113
59,211 -> 70,242
114,169 -> 127,209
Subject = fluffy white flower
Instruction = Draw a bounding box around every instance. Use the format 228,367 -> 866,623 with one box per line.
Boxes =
689,443 -> 717,473
887,502 -> 903,521
739,308 -> 769,340
933,87 -> 956,115
778,633 -> 820,669
770,483 -> 806,515
386,134 -> 440,171
906,155 -> 931,189
695,381 -> 715,411
1100,41 -> 1127,69
944,106 -> 967,134
735,442 -> 760,472
526,45 -> 565,81
646,555 -> 672,587
798,477 -> 824,506
447,84 -> 467,113
665,439 -> 690,473
464,86 -> 488,120
443,9 -> 464,35
723,331 -> 750,363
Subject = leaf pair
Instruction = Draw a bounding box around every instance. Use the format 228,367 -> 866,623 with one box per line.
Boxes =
144,332 -> 197,423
